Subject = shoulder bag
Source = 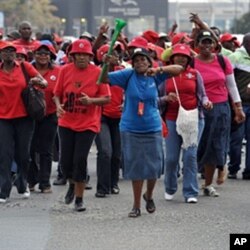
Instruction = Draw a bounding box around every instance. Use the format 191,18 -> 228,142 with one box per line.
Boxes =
172,77 -> 199,148
21,63 -> 46,121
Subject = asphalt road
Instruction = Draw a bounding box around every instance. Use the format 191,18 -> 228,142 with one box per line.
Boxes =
1,146 -> 249,250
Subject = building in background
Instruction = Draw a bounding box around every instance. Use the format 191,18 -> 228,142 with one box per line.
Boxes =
52,0 -> 249,38
52,0 -> 168,39
169,0 -> 249,33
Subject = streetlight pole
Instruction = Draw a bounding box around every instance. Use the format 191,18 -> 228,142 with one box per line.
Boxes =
234,0 -> 238,33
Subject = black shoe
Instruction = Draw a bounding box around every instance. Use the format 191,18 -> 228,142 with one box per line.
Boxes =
111,186 -> 120,194
143,193 -> 156,214
228,173 -> 237,179
95,192 -> 106,198
65,185 -> 75,204
74,201 -> 86,212
242,174 -> 250,180
53,177 -> 67,186
128,208 -> 141,218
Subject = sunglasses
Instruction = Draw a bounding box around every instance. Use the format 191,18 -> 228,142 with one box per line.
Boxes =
35,51 -> 51,56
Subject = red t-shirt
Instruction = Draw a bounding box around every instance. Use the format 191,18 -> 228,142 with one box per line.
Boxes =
0,61 -> 39,119
165,67 -> 198,121
103,85 -> 123,118
13,39 -> 40,53
54,63 -> 111,132
40,65 -> 61,115
102,65 -> 124,118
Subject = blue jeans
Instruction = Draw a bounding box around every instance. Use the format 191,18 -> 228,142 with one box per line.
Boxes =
228,105 -> 250,175
0,117 -> 34,199
164,119 -> 204,199
95,116 -> 121,193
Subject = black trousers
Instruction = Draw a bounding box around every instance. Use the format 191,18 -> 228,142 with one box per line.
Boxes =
28,113 -> 58,189
59,127 -> 96,182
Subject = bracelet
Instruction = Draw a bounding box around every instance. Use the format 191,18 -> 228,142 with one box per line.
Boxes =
159,67 -> 164,74
236,107 -> 243,110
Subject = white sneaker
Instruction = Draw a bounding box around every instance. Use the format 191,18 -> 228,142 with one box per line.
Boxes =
203,186 -> 219,197
186,197 -> 198,203
164,192 -> 173,201
0,198 -> 7,203
22,188 -> 30,199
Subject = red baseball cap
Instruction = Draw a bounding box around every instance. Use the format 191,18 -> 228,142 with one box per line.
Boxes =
0,42 -> 16,51
220,33 -> 237,43
96,42 -> 124,62
96,44 -> 109,62
70,39 -> 94,56
234,39 -> 241,48
34,41 -> 57,60
128,36 -> 148,50
53,33 -> 63,44
170,44 -> 192,60
148,43 -> 164,60
172,32 -> 192,45
142,30 -> 159,43
15,45 -> 28,59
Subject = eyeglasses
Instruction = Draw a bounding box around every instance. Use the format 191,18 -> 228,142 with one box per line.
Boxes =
35,51 -> 50,56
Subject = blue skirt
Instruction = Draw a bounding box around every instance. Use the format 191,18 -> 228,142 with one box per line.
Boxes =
197,102 -> 231,167
121,131 -> 164,180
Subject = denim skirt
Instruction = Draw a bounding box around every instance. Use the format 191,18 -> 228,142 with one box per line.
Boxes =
197,101 -> 231,168
121,131 -> 164,180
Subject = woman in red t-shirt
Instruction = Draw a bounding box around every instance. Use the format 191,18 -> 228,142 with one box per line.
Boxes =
27,42 -> 60,194
0,42 -> 47,203
160,44 -> 212,203
53,39 -> 111,212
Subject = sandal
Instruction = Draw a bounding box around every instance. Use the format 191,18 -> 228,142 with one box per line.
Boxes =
128,208 -> 141,218
143,193 -> 156,213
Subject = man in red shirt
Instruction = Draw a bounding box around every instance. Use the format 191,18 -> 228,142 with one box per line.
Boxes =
13,21 -> 40,62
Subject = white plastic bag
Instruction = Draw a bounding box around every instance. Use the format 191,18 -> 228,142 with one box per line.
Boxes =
176,105 -> 199,149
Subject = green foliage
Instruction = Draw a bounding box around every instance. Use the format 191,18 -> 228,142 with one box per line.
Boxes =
231,11 -> 250,34
0,0 -> 61,32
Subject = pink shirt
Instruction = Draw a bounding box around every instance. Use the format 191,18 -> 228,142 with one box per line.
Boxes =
194,55 -> 233,103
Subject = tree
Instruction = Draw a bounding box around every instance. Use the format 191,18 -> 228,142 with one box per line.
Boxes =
231,11 -> 250,34
0,0 -> 61,33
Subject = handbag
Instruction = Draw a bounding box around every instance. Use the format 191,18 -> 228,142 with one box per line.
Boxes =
20,63 -> 46,121
172,77 -> 199,149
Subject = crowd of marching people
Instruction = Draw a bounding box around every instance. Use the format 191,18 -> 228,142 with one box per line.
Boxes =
0,13 -> 249,217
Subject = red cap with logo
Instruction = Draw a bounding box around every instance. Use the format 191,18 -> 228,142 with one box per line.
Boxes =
128,36 -> 148,50
70,39 -> 94,56
170,44 -> 192,60
97,42 -> 125,62
97,44 -> 110,62
220,33 -> 237,43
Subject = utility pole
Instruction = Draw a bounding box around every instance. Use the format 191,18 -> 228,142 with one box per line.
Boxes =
234,0 -> 238,33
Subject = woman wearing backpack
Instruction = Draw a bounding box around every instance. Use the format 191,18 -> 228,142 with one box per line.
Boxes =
194,30 -> 245,197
